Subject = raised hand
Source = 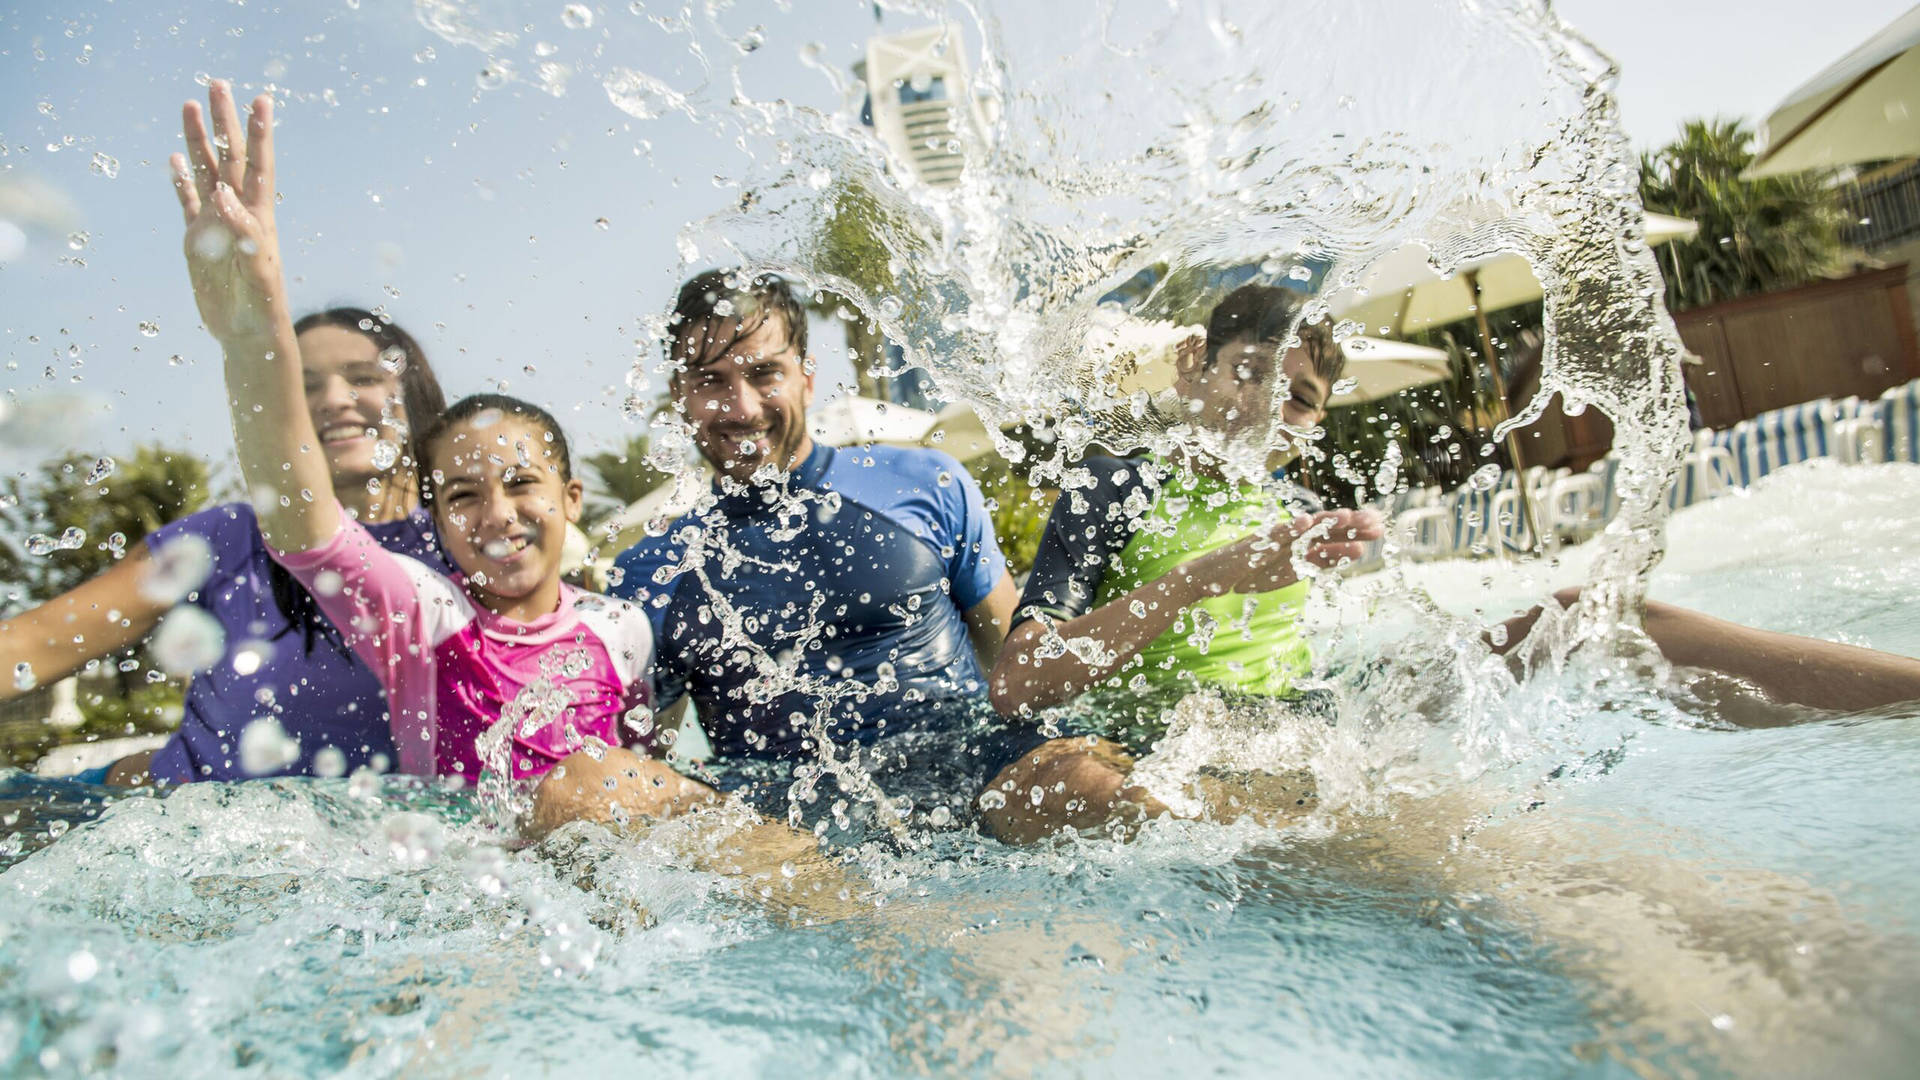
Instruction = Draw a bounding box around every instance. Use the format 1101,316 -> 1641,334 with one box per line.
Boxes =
170,80 -> 283,345
1233,508 -> 1384,594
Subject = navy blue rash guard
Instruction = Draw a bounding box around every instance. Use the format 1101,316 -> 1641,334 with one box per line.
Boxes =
611,442 -> 1011,763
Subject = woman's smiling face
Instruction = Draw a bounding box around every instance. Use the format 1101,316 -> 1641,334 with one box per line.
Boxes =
299,324 -> 408,485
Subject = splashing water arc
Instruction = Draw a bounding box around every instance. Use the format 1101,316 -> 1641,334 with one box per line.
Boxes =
423,0 -> 1691,607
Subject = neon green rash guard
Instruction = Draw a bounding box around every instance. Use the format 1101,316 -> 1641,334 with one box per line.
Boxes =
1013,455 -> 1320,714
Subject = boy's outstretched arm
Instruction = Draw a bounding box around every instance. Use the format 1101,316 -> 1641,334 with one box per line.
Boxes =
172,80 -> 338,554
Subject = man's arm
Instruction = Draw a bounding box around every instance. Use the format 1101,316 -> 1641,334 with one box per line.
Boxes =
963,571 -> 1018,672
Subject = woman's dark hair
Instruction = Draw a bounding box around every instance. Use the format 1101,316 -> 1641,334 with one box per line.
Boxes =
417,393 -> 574,510
1203,284 -> 1345,386
667,268 -> 809,373
270,309 -> 449,656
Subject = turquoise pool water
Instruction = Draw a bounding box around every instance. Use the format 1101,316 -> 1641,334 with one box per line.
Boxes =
1,462 -> 1915,1077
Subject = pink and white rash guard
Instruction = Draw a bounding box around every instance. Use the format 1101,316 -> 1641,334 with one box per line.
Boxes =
272,509 -> 654,780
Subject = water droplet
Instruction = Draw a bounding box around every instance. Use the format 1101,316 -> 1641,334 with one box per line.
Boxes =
371,440 -> 400,470
230,639 -> 273,677
978,789 -> 1007,811
594,216 -> 610,230
713,298 -> 736,317
66,950 -> 98,983
1330,377 -> 1358,397
414,46 -> 436,63
878,296 -> 903,320
1288,265 -> 1313,282
89,152 -> 119,179
313,569 -> 344,597
150,605 -> 226,676
25,526 -> 86,556
385,812 -> 446,868
137,320 -> 159,337
936,470 -> 952,487
1467,463 -> 1502,492
312,746 -> 347,779
735,26 -> 765,53
66,231 -> 89,251
239,715 -> 299,775
140,534 -> 214,604
377,345 -> 407,373
476,66 -> 509,91
167,354 -> 186,367
560,3 -> 593,30
13,662 -> 36,692
84,457 -> 114,484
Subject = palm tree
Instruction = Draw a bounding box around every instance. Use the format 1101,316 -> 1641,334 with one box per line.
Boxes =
1638,118 -> 1851,312
578,434 -> 672,531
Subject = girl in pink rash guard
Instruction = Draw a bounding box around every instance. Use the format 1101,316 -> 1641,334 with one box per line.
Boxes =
271,393 -> 656,780
169,81 -> 667,793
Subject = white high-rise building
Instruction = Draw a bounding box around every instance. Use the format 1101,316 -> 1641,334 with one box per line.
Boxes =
855,26 -> 990,187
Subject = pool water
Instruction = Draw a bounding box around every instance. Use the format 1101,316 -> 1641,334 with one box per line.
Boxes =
2,461 -> 1916,1078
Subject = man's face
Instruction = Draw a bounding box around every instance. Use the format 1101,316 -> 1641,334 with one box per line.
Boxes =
1176,336 -> 1331,463
430,414 -> 584,604
671,313 -> 816,483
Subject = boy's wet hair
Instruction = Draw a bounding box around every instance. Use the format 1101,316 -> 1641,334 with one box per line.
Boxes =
668,268 -> 809,375
418,393 -> 574,508
1203,284 -> 1345,388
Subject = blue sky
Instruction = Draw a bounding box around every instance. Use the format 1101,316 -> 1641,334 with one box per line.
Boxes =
0,0 -> 1908,479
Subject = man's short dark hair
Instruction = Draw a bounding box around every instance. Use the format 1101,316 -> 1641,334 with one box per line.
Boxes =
1203,284 -> 1345,387
668,269 -> 809,374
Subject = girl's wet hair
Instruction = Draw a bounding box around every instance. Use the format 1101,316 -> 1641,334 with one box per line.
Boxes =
668,268 -> 809,373
274,309 -> 448,657
418,393 -> 575,509
1203,284 -> 1345,386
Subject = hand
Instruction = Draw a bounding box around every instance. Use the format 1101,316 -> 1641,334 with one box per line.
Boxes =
1232,508 -> 1384,594
171,81 -> 284,346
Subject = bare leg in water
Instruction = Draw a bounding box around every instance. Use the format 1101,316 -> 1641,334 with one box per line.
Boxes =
528,746 -> 875,922
1494,587 -> 1920,715
984,593 -> 1920,843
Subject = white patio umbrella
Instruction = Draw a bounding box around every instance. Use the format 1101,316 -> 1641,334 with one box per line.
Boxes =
922,402 -> 1000,462
1328,338 -> 1451,406
808,395 -> 940,447
1324,212 -> 1698,545
1327,213 -> 1700,339
1748,5 -> 1920,177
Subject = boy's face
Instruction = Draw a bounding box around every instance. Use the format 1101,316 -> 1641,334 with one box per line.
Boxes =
1176,335 -> 1331,464
671,312 -> 816,483
430,414 -> 583,604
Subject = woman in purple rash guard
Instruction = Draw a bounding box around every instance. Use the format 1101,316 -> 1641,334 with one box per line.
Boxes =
0,308 -> 450,785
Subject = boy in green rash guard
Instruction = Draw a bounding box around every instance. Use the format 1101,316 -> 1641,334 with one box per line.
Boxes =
981,286 -> 1920,844
984,284 -> 1384,840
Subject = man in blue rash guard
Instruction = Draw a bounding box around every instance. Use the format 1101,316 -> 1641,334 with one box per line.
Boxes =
602,269 -> 1030,827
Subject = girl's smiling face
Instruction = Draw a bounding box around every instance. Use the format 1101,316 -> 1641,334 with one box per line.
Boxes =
428,412 -> 583,618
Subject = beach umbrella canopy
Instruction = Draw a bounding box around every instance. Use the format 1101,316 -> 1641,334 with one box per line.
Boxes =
1328,338 -> 1451,406
1747,5 -> 1920,177
922,402 -> 1000,462
1327,213 -> 1699,337
809,395 -> 940,447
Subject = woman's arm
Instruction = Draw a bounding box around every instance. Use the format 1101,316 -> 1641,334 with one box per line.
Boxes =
0,545 -> 169,700
172,81 -> 338,554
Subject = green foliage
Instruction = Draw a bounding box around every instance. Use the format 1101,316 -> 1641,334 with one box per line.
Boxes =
810,170 -> 935,398
0,443 -> 213,608
579,433 -> 672,530
1639,118 -> 1850,312
964,456 -> 1055,578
